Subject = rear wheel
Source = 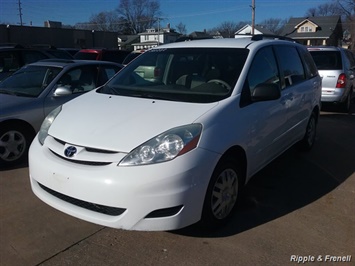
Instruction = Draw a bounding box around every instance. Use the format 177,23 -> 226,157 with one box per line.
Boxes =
298,112 -> 317,151
200,159 -> 242,229
0,124 -> 33,167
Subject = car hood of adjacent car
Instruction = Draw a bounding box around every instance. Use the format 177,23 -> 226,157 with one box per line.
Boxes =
48,90 -> 219,152
0,94 -> 36,116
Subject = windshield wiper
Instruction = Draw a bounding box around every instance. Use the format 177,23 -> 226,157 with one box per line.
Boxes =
0,89 -> 17,96
131,93 -> 174,101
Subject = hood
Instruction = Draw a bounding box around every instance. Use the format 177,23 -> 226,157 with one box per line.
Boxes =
0,94 -> 37,117
0,93 -> 34,108
49,91 -> 218,152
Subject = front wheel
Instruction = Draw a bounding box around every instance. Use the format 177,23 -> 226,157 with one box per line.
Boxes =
0,124 -> 33,167
200,159 -> 242,229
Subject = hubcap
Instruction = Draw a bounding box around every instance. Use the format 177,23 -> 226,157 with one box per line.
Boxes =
211,168 -> 238,219
0,130 -> 26,162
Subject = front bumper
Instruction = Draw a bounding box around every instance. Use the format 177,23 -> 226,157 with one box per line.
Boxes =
29,135 -> 220,231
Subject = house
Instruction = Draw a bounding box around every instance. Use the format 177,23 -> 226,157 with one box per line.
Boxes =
175,31 -> 212,42
132,25 -> 180,50
235,24 -> 274,36
117,35 -> 140,51
210,30 -> 233,39
280,15 -> 343,46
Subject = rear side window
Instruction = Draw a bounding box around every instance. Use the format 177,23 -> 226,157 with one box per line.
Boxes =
97,65 -> 122,86
274,46 -> 306,89
309,51 -> 342,70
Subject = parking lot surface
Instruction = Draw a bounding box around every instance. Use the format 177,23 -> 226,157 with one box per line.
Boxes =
1,108 -> 354,266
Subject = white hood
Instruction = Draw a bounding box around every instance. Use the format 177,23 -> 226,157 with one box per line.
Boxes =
49,91 -> 218,152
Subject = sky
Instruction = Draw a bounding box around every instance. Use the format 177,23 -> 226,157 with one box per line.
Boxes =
0,0 -> 330,33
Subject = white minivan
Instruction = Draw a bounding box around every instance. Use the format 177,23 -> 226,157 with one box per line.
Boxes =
29,36 -> 321,231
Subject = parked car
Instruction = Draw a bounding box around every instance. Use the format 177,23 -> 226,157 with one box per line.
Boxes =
29,45 -> 74,60
122,50 -> 146,66
58,48 -> 80,57
74,48 -> 131,64
0,59 -> 123,166
0,44 -> 74,81
308,46 -> 355,112
0,45 -> 51,81
29,36 -> 321,231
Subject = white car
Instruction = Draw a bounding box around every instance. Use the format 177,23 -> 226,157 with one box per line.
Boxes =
29,36 -> 321,231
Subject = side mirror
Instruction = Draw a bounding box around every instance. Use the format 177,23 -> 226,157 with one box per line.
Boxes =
251,83 -> 281,102
54,86 -> 72,96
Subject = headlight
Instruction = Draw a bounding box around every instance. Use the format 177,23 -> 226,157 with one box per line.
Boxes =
38,106 -> 62,145
119,124 -> 202,166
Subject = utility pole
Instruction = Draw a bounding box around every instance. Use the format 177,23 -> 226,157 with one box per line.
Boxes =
251,0 -> 255,35
18,0 -> 23,26
157,17 -> 160,46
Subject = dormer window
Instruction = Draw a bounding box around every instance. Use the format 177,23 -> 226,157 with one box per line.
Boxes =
296,19 -> 318,33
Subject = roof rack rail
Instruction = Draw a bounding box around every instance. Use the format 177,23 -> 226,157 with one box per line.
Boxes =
39,59 -> 75,63
30,44 -> 57,49
251,34 -> 295,42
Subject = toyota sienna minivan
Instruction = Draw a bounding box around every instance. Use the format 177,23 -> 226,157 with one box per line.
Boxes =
29,36 -> 321,231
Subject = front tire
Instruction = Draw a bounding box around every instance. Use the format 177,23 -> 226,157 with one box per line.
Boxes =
200,159 -> 242,229
0,124 -> 33,167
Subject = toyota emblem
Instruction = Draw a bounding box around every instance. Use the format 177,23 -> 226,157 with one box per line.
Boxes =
64,146 -> 77,158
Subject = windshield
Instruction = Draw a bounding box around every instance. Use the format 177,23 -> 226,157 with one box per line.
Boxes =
0,65 -> 61,97
99,48 -> 248,103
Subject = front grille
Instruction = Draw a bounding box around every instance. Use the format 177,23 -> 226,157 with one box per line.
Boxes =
53,137 -> 118,154
38,183 -> 126,216
50,150 -> 112,166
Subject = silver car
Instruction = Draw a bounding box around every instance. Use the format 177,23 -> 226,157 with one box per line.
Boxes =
308,46 -> 355,112
0,59 -> 122,167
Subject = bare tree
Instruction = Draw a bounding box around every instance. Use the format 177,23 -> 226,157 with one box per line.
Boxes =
337,0 -> 355,49
305,0 -> 355,49
116,0 -> 161,34
87,11 -> 121,31
208,21 -> 248,37
175,22 -> 187,35
258,18 -> 287,35
305,2 -> 342,16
